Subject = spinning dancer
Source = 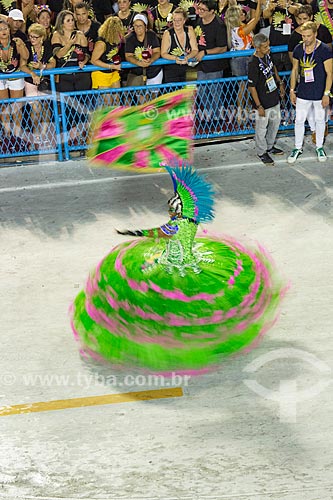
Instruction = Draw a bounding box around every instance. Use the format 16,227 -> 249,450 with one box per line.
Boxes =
71,165 -> 284,374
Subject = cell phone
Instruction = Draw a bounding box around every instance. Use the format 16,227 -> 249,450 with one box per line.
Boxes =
187,58 -> 199,67
71,30 -> 77,39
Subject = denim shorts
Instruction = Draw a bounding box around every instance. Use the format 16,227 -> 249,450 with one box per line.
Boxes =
230,55 -> 251,77
0,76 -> 25,91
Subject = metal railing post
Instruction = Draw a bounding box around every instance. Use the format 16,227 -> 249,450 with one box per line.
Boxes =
49,73 -> 64,162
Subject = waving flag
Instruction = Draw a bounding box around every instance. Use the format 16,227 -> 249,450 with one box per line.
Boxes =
88,88 -> 194,172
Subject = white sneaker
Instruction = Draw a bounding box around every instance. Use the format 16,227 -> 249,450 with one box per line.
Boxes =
287,148 -> 303,164
316,147 -> 327,162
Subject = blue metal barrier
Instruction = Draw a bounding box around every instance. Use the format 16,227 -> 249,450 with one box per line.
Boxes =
0,46 -> 293,163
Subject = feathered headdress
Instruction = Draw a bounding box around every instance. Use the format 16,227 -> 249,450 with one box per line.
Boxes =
132,2 -> 149,12
178,0 -> 199,13
165,164 -> 215,223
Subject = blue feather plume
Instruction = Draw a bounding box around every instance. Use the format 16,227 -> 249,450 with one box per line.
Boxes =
165,163 -> 215,223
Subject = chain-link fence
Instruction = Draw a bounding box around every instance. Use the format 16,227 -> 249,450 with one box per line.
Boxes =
0,48 -> 294,162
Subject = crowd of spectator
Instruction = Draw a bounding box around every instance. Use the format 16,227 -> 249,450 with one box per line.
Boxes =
1,0 -> 332,90
0,0 -> 333,151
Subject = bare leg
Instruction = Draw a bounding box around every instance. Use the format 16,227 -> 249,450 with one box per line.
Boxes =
0,89 -> 11,136
10,89 -> 24,138
97,81 -> 121,107
237,81 -> 246,125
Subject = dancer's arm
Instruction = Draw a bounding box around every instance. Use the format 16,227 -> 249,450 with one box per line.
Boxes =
117,222 -> 179,239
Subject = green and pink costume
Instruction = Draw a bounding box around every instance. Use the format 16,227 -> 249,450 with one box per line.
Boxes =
71,166 -> 284,374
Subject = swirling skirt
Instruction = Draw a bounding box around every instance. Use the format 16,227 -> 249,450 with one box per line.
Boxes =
70,235 -> 284,374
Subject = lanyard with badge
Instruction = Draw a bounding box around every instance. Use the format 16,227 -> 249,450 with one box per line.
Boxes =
258,55 -> 277,93
303,41 -> 317,83
283,6 -> 292,35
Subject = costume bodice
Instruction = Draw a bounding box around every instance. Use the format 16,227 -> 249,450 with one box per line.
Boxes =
157,218 -> 213,276
165,217 -> 197,262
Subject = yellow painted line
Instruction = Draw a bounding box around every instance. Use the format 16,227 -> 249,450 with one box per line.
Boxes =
0,387 -> 183,417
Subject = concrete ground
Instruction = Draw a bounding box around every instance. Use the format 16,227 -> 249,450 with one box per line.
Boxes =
1,135 -> 333,500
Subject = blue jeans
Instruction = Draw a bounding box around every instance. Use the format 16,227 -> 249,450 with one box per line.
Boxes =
230,56 -> 251,77
255,104 -> 281,155
197,70 -> 224,121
